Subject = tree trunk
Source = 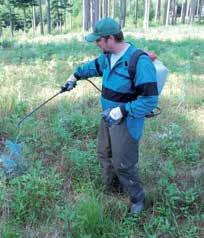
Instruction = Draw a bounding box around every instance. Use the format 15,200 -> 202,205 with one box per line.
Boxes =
134,0 -> 139,25
186,0 -> 190,19
69,10 -> 72,30
23,8 -> 26,33
171,0 -> 177,25
164,0 -> 171,26
143,0 -> 150,29
92,0 -> 99,26
99,0 -> 102,18
111,0 -> 116,18
57,2 -> 60,31
198,0 -> 201,22
64,10 -> 66,31
0,18 -> 2,37
108,0 -> 111,16
8,1 -> 14,37
189,0 -> 197,24
174,4 -> 178,24
120,0 -> 126,27
46,0 -> 51,34
60,1 -> 62,32
196,0 -> 200,16
104,0 -> 108,17
0,2 -> 3,36
181,0 -> 187,23
155,0 -> 161,22
163,0 -> 167,24
198,0 -> 204,22
39,0 -> 44,34
59,18 -> 62,32
83,0 -> 91,31
32,5 -> 36,33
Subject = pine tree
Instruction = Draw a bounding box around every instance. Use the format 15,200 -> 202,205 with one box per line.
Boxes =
144,0 -> 150,29
10,0 -> 34,32
120,0 -> 126,27
51,0 -> 72,31
83,0 -> 90,31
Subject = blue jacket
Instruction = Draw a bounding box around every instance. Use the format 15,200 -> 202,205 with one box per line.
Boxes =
74,44 -> 158,140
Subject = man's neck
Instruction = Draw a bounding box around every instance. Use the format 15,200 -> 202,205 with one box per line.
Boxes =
112,42 -> 128,54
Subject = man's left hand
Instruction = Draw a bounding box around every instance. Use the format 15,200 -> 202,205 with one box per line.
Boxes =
102,107 -> 123,127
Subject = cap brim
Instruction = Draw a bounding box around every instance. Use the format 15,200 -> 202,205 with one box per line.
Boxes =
85,33 -> 101,42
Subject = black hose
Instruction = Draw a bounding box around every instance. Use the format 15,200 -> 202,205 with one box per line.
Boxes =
84,79 -> 102,92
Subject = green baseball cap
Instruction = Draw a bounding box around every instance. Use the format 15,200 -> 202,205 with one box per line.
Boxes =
85,17 -> 121,42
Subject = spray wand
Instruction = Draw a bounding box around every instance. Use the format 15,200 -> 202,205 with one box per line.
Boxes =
17,90 -> 63,127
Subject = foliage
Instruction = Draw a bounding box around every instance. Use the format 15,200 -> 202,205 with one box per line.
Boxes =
0,0 -> 203,35
155,123 -> 200,163
10,161 -> 63,224
0,26 -> 203,237
0,37 -> 15,48
51,0 -> 73,28
0,178 -> 7,211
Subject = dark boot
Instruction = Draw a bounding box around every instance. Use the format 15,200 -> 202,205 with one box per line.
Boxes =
130,201 -> 144,215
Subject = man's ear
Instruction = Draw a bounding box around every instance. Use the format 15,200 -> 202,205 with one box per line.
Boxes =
109,35 -> 115,41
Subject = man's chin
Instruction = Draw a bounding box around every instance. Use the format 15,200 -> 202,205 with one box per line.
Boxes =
103,50 -> 112,54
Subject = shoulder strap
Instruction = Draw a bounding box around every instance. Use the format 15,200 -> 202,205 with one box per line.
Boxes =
128,49 -> 162,118
128,49 -> 148,80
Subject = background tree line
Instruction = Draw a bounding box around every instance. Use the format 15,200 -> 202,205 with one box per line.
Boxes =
0,0 -> 204,36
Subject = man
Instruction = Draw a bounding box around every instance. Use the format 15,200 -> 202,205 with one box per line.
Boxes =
62,17 -> 158,215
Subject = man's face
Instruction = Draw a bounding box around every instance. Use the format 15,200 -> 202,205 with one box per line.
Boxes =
96,36 -> 114,53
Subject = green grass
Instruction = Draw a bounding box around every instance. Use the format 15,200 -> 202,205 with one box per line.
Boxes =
0,25 -> 204,237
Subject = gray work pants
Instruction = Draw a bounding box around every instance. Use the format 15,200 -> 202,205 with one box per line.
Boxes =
97,119 -> 145,203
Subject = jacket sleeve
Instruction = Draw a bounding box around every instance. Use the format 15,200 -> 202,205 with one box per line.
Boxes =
74,53 -> 106,80
124,55 -> 159,118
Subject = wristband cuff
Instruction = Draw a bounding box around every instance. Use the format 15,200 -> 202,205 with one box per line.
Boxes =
120,105 -> 128,117
74,72 -> 81,80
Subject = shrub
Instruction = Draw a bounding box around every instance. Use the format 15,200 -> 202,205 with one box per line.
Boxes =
0,178 -> 8,212
0,222 -> 21,238
58,193 -> 121,238
10,161 -> 63,224
0,39 -> 15,49
156,123 -> 200,162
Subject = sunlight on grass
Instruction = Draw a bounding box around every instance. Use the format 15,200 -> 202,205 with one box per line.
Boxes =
162,73 -> 184,97
125,25 -> 204,41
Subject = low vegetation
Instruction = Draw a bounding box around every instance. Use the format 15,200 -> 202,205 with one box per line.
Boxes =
0,26 -> 203,237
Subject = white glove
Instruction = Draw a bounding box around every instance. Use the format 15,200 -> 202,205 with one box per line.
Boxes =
61,74 -> 77,92
109,107 -> 123,120
66,74 -> 77,83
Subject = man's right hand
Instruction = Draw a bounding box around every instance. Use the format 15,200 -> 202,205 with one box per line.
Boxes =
61,74 -> 77,92
102,107 -> 124,127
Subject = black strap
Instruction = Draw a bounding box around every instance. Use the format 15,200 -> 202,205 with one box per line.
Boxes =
128,49 -> 148,81
128,49 -> 162,118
